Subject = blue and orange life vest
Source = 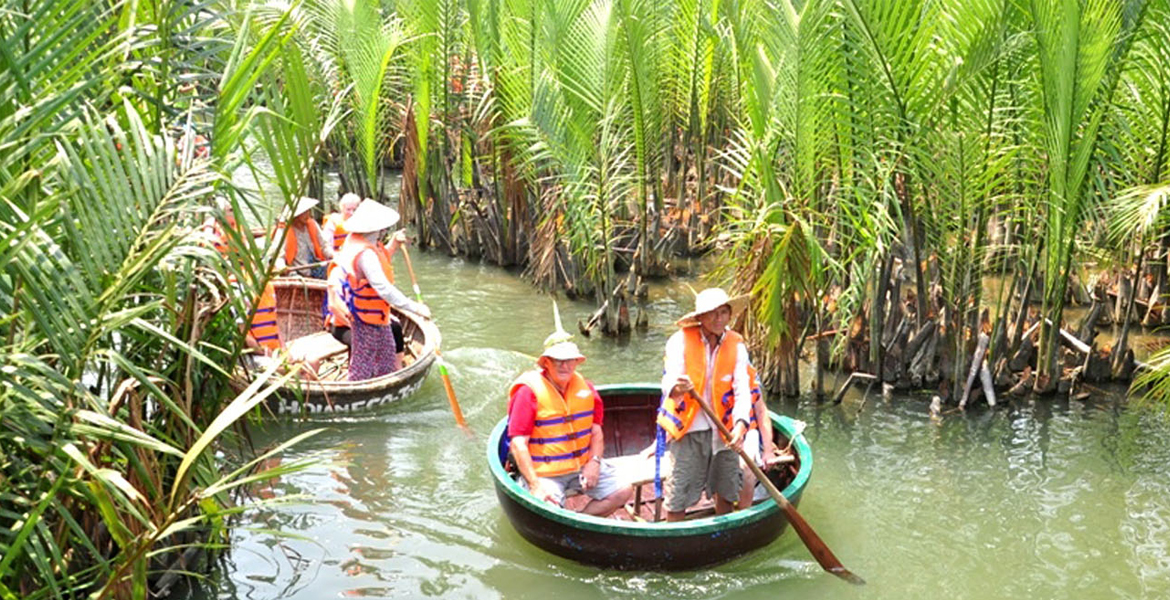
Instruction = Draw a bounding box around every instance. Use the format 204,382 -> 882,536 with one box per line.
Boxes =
250,283 -> 281,351
509,370 -> 595,477
656,327 -> 744,440
322,212 -> 350,252
212,226 -> 230,256
281,219 -> 327,265
333,234 -> 395,326
745,363 -> 764,433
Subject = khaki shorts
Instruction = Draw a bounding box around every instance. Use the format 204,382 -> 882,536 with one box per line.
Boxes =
664,429 -> 742,512
521,459 -> 624,508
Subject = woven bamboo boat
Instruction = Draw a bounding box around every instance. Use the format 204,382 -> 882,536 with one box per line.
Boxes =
488,383 -> 812,569
239,277 -> 440,415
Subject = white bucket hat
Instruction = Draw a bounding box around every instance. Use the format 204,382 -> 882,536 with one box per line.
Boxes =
290,196 -> 319,218
676,287 -> 749,328
539,301 -> 585,362
345,199 -> 401,234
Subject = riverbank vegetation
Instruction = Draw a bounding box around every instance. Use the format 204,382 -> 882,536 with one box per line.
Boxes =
363,0 -> 1170,404
4,0 -> 1170,595
0,1 -> 334,597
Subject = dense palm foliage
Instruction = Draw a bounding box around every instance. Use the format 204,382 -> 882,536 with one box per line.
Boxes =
0,0 -> 338,597
364,0 -> 1170,400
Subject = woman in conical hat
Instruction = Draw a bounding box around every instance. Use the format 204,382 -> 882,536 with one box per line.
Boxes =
327,199 -> 430,381
505,301 -> 631,516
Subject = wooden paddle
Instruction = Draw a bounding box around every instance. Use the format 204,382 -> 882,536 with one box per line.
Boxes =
400,245 -> 470,431
279,260 -> 328,275
685,389 -> 864,585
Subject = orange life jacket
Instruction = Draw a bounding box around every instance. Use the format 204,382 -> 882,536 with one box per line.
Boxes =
333,234 -> 395,326
510,370 -> 596,477
323,212 -> 350,252
656,327 -> 744,440
250,283 -> 281,351
212,226 -> 230,256
745,363 -> 764,432
281,219 -> 327,265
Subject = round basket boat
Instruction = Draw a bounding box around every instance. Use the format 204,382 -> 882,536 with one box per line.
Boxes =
487,383 -> 812,570
238,277 -> 440,415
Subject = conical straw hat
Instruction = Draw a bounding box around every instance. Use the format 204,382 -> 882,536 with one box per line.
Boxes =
345,198 -> 401,233
291,196 -> 319,218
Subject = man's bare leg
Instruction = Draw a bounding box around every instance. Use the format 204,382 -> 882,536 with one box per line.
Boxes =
582,487 -> 633,517
739,469 -> 757,509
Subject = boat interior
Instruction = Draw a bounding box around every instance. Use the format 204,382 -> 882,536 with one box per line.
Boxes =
507,387 -> 801,522
271,278 -> 425,381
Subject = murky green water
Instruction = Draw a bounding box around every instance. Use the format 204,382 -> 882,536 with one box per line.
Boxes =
186,247 -> 1170,600
193,170 -> 1170,599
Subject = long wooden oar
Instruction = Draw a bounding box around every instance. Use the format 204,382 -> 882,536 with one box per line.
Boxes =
279,260 -> 328,275
400,245 -> 469,431
686,389 -> 864,585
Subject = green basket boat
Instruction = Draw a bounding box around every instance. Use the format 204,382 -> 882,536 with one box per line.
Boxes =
487,383 -> 813,570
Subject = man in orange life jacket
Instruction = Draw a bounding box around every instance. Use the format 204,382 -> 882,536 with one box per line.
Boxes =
276,197 -> 332,278
506,306 -> 632,516
322,192 -> 361,253
658,287 -> 753,520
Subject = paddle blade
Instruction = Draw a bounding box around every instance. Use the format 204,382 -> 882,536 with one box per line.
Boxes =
780,499 -> 865,585
830,567 -> 866,586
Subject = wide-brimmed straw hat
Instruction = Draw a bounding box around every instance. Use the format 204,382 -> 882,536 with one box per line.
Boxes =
290,196 -> 319,218
539,301 -> 585,362
345,199 -> 401,234
676,287 -> 749,328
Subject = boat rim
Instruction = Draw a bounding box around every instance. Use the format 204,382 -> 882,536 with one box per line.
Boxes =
237,277 -> 442,392
487,382 -> 813,536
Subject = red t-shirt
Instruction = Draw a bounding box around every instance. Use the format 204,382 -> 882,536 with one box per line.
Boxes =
507,374 -> 604,438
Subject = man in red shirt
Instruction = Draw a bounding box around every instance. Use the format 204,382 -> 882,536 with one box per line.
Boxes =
506,308 -> 631,516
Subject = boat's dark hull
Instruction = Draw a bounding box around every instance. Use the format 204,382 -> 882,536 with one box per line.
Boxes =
495,477 -> 801,570
489,383 -> 812,570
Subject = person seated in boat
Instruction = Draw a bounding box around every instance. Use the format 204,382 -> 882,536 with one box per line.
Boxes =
659,287 -> 754,521
506,305 -> 632,517
241,280 -> 320,381
276,197 -> 332,278
327,199 -> 430,381
322,192 -> 361,254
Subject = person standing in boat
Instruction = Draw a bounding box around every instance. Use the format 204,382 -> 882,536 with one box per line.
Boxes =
658,288 -> 754,520
327,199 -> 429,381
276,196 -> 332,278
322,192 -> 361,254
506,305 -> 632,517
